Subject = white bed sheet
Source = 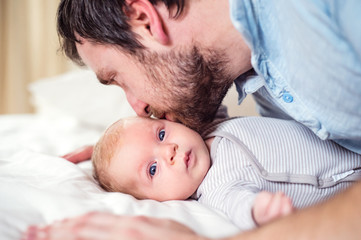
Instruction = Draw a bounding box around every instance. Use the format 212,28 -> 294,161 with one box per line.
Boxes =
0,70 -> 240,240
0,114 -> 239,240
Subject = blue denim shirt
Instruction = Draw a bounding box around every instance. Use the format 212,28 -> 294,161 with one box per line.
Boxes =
230,0 -> 361,154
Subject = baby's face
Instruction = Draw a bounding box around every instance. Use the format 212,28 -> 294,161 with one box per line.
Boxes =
107,117 -> 211,201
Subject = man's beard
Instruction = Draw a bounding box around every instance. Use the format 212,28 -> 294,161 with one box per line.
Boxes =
140,45 -> 234,132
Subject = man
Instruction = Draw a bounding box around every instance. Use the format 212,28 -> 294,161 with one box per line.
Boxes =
57,0 -> 251,132
58,0 -> 361,154
38,0 -> 360,239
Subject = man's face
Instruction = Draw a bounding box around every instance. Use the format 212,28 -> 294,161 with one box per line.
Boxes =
107,117 -> 211,201
76,39 -> 233,131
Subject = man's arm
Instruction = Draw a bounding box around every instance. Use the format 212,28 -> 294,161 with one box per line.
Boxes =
232,181 -> 361,240
24,181 -> 361,240
61,145 -> 93,164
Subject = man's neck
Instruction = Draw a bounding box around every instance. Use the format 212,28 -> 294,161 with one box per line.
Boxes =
156,0 -> 252,79
185,0 -> 252,79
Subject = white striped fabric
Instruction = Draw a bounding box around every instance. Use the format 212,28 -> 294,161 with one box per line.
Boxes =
196,117 -> 361,231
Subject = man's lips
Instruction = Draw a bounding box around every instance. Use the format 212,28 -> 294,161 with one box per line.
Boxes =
153,112 -> 178,122
158,112 -> 176,122
164,113 -> 176,122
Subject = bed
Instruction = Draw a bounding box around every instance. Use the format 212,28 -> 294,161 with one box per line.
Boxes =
0,70 -> 239,239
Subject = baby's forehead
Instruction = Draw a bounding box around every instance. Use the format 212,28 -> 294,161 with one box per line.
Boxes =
108,117 -> 143,130
123,117 -> 158,129
106,118 -> 155,141
124,117 -> 148,125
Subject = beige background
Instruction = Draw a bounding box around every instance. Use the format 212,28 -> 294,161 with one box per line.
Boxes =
0,0 -> 258,117
223,85 -> 258,117
0,0 -> 75,114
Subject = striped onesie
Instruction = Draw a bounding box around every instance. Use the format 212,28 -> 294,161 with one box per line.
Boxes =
196,117 -> 361,231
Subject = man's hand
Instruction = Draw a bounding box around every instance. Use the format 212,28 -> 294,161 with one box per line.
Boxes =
252,191 -> 293,226
61,145 -> 94,164
23,212 -> 204,240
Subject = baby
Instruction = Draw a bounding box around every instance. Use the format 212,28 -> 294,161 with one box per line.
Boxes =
91,116 -> 361,230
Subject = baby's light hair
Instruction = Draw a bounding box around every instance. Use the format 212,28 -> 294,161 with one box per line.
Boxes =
92,117 -> 145,198
92,119 -> 127,192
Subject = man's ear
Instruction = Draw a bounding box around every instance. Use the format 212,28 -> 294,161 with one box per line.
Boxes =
125,0 -> 169,45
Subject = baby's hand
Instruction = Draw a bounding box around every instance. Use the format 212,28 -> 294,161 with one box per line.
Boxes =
252,191 -> 293,226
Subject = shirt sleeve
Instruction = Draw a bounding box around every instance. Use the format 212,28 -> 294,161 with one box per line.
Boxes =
221,185 -> 259,231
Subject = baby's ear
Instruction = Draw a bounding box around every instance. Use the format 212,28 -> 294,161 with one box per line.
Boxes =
125,0 -> 169,45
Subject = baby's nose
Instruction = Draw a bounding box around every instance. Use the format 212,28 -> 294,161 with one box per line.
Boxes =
163,143 -> 178,165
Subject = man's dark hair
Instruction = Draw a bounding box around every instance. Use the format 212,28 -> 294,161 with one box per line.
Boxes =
57,0 -> 185,65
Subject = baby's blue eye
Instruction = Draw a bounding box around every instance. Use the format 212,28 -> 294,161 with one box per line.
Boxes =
149,162 -> 157,176
159,129 -> 165,141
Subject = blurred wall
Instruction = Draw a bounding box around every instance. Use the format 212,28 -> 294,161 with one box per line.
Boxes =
0,0 -> 75,114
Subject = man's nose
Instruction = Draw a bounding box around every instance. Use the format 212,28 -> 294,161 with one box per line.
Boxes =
126,94 -> 151,117
133,100 -> 151,117
161,143 -> 178,165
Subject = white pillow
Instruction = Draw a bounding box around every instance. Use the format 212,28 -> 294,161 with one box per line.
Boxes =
29,70 -> 136,130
